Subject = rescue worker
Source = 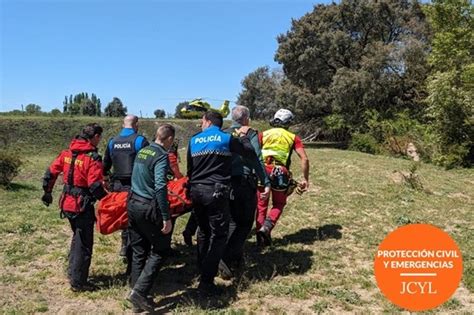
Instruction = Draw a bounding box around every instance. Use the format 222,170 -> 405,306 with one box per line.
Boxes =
187,111 -> 256,295
220,105 -> 271,278
41,123 -> 107,292
127,124 -> 175,312
103,115 -> 149,259
256,109 -> 310,246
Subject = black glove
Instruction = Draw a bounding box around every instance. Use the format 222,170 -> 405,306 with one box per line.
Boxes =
41,192 -> 53,207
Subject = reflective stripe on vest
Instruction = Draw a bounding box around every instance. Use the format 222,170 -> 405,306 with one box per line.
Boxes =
261,128 -> 295,166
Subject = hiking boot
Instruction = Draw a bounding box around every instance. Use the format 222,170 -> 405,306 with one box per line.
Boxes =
182,229 -> 193,247
131,305 -> 144,313
128,290 -> 157,312
218,260 -> 233,280
257,226 -> 272,247
256,232 -> 264,247
70,282 -> 99,292
197,282 -> 223,297
130,294 -> 155,313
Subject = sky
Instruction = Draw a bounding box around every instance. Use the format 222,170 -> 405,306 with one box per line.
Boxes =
1,0 -> 330,117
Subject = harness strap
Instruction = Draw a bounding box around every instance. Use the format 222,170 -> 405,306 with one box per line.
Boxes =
60,151 -> 79,210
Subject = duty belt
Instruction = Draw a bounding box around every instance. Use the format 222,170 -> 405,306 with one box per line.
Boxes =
130,192 -> 153,203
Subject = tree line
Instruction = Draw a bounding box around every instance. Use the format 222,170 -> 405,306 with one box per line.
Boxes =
3,94 -> 130,118
1,1 -> 471,167
237,0 -> 472,168
2,93 -> 170,119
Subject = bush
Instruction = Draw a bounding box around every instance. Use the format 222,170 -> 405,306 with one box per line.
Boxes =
365,110 -> 440,162
432,144 -> 471,169
0,151 -> 22,187
349,133 -> 380,154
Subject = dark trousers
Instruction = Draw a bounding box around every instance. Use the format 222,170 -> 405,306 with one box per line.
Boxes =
190,184 -> 230,284
67,207 -> 95,287
128,195 -> 168,296
184,212 -> 198,235
223,177 -> 257,266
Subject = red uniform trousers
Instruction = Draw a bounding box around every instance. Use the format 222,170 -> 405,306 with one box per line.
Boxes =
256,186 -> 287,231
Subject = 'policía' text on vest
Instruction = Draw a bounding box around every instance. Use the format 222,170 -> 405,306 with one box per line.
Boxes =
114,143 -> 132,149
195,135 -> 222,144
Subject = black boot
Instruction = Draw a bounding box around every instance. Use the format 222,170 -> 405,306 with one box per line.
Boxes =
257,218 -> 273,246
128,290 -> 157,313
218,260 -> 233,280
197,281 -> 224,297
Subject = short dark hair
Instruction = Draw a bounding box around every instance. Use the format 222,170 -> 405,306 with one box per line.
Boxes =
204,111 -> 223,128
156,123 -> 175,141
80,123 -> 103,139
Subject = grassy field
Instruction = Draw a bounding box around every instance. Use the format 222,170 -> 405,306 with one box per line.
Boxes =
0,145 -> 472,314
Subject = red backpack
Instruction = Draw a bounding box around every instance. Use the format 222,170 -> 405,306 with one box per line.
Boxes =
96,191 -> 129,235
96,177 -> 192,235
167,176 -> 193,218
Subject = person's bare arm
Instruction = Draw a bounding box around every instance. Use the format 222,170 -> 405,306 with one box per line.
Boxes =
295,146 -> 309,190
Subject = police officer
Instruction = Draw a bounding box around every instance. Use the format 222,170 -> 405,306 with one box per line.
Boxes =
103,115 -> 149,258
127,124 -> 175,312
41,123 -> 107,292
187,111 -> 256,295
220,105 -> 271,278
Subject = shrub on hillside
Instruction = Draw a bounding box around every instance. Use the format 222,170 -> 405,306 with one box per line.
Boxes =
432,144 -> 471,170
365,110 -> 441,163
349,133 -> 380,154
0,151 -> 22,187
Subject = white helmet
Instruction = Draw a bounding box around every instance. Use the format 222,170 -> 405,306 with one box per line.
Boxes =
272,109 -> 294,125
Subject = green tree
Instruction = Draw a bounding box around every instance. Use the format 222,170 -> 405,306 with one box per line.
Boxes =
96,98 -> 102,116
68,103 -> 81,115
81,99 -> 97,116
25,104 -> 42,115
237,66 -> 283,120
425,0 -> 473,167
51,108 -> 62,116
275,0 -> 431,134
174,101 -> 189,118
63,92 -> 101,116
104,97 -> 127,117
154,109 -> 166,118
63,96 -> 68,113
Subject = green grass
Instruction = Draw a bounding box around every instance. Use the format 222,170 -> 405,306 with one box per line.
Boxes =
0,146 -> 472,313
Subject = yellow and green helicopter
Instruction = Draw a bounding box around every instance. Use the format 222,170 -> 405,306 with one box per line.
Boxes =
180,98 -> 230,119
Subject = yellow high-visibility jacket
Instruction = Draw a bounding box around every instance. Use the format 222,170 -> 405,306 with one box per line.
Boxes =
261,128 -> 295,167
